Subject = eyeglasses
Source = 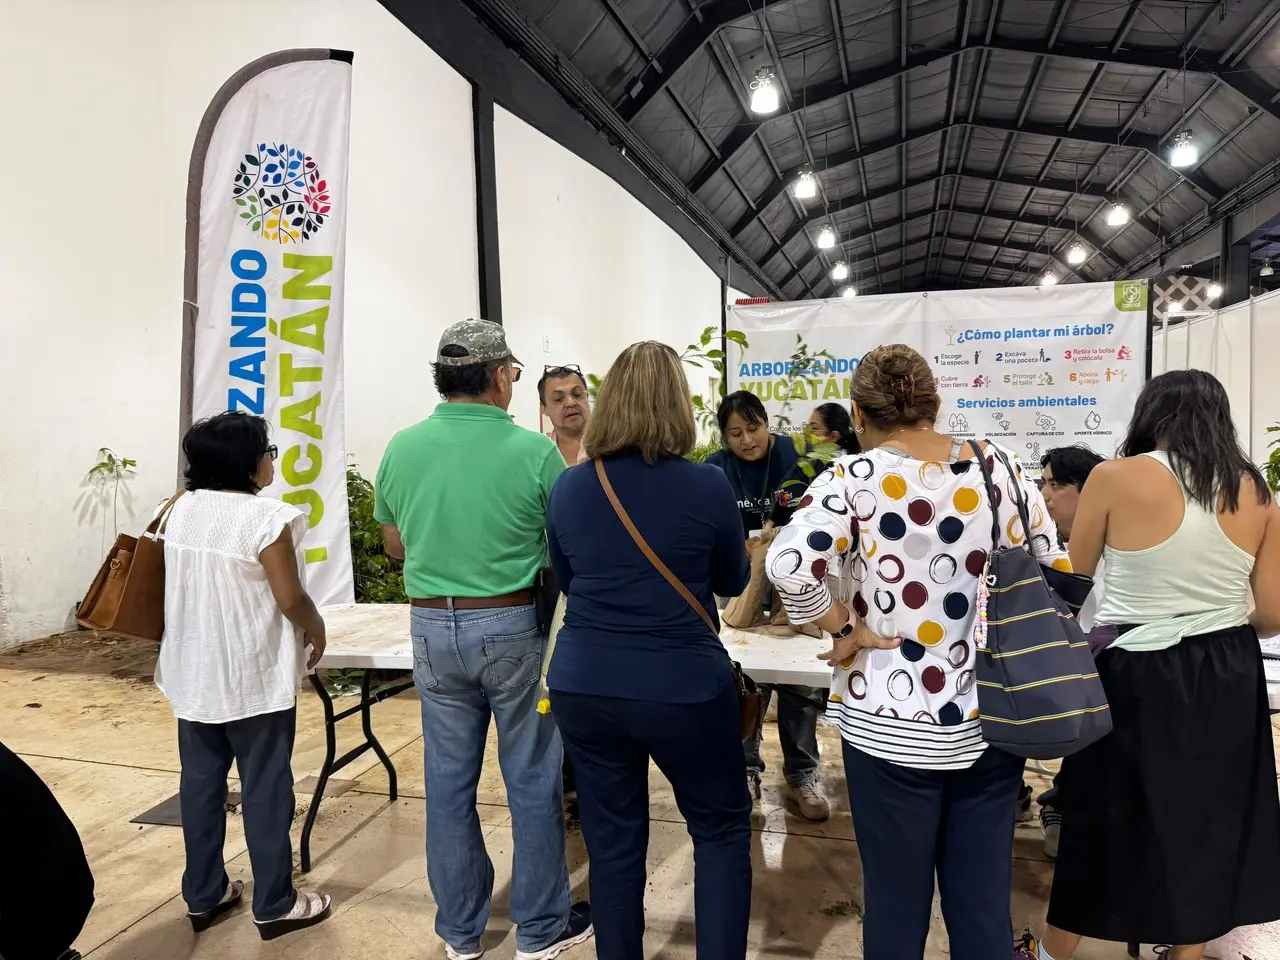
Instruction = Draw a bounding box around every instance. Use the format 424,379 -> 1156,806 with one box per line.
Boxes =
543,363 -> 583,377
508,361 -> 523,383
266,445 -> 279,461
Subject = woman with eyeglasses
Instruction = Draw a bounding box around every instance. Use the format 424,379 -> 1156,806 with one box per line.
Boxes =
156,411 -> 332,941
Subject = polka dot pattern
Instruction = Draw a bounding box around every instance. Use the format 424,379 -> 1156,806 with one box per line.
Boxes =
881,473 -> 907,499
773,443 -> 1068,755
902,582 -> 929,609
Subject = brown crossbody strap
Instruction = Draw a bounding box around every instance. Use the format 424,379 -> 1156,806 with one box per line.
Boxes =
594,459 -> 719,637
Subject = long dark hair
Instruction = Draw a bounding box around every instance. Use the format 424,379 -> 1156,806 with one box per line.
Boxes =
1120,369 -> 1269,511
814,402 -> 861,455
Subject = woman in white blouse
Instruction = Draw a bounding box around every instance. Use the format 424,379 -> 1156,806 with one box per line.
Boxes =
157,411 -> 332,941
765,345 -> 1066,960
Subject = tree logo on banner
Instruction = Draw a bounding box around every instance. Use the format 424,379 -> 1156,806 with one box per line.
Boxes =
232,143 -> 332,244
1113,280 -> 1147,311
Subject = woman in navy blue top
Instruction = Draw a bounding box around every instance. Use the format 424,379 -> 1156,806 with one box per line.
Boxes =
546,341 -> 751,960
705,392 -> 831,821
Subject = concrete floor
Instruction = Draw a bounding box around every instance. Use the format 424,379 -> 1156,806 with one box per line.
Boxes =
2,633 -> 1278,960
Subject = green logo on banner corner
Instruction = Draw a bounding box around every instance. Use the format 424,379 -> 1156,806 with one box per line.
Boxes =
1113,280 -> 1147,312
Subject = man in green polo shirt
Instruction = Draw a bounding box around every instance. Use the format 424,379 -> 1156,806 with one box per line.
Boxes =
373,319 -> 592,960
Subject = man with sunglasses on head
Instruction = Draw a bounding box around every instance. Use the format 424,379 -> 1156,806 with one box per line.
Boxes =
374,320 -> 593,960
539,364 -> 591,466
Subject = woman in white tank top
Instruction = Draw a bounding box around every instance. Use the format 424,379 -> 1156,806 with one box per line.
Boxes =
1039,370 -> 1280,960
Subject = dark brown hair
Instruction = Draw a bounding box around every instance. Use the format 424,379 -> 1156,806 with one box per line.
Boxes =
850,344 -> 940,429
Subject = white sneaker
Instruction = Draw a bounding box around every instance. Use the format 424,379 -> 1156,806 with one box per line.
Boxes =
515,902 -> 593,960
446,945 -> 484,960
788,780 -> 831,821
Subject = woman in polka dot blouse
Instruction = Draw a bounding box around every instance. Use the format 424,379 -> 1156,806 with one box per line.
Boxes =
765,344 -> 1067,960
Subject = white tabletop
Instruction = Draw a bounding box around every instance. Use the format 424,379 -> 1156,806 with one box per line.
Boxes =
319,603 -> 1280,708
316,604 -> 832,685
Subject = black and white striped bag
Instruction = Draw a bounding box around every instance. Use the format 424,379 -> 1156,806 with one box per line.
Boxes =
972,445 -> 1111,760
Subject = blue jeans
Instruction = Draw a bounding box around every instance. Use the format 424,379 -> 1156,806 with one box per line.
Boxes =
411,603 -> 570,953
843,742 -> 1024,960
743,685 -> 822,786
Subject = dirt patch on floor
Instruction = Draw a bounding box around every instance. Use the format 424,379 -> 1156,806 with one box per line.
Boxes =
0,630 -> 159,681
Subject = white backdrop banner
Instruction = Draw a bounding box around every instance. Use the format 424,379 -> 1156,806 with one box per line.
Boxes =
727,281 -> 1150,464
182,51 -> 355,605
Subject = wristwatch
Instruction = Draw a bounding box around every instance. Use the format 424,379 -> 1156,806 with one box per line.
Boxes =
831,620 -> 855,639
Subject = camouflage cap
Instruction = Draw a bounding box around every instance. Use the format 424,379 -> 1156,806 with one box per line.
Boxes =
435,319 -> 520,367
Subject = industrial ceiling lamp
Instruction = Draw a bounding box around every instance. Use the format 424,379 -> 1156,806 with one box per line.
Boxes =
749,67 -> 780,115
1207,281 -> 1223,300
1262,260 -> 1275,277
841,285 -> 857,299
1040,272 -> 1059,286
1106,202 -> 1130,226
1168,299 -> 1185,315
830,260 -> 849,281
1067,243 -> 1087,265
1169,129 -> 1198,168
816,224 -> 837,249
791,168 -> 817,199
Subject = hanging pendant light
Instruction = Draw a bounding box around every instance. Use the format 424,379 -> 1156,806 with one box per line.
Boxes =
1169,129 -> 1198,169
1106,203 -> 1130,226
791,168 -> 817,199
816,224 -> 837,249
1066,243 -> 1087,265
1206,282 -> 1223,300
749,67 -> 779,115
1040,272 -> 1059,286
830,261 -> 849,281
1262,260 -> 1274,277
841,285 -> 857,299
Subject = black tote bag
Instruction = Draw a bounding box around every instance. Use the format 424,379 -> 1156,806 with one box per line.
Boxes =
972,445 -> 1112,760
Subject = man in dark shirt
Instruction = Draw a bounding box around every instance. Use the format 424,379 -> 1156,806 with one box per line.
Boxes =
1034,444 -> 1107,860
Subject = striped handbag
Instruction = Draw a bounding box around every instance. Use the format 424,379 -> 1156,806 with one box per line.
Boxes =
972,445 -> 1111,760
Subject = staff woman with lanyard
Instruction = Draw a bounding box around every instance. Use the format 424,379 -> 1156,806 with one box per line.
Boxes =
706,391 -> 830,821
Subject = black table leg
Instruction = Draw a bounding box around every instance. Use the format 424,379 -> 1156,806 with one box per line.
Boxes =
299,670 -> 415,872
1127,943 -> 1140,958
361,670 -> 398,801
300,673 -> 336,874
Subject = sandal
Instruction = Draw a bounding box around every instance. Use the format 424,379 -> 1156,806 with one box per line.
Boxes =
255,891 -> 332,941
188,879 -> 244,932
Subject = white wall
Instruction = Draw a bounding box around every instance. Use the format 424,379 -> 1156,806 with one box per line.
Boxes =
1152,294 -> 1280,465
493,107 -> 724,432
0,0 -> 478,646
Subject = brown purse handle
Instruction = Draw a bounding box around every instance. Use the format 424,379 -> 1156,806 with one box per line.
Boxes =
594,459 -> 719,637
144,490 -> 186,538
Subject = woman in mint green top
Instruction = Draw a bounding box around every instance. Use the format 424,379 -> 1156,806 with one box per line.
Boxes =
1041,370 -> 1280,960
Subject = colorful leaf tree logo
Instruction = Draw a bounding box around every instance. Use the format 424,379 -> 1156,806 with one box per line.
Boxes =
231,142 -> 332,244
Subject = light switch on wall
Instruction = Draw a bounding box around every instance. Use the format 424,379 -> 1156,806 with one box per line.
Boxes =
542,334 -> 553,354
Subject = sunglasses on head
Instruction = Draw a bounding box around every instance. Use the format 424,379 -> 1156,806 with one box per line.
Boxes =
543,363 -> 583,377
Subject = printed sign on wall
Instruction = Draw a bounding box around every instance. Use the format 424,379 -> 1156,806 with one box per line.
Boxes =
180,50 -> 355,605
726,281 -> 1149,463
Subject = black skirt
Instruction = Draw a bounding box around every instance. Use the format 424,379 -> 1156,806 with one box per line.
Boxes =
1047,623 -> 1280,945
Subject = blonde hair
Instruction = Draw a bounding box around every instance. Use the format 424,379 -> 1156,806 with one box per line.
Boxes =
584,341 -> 697,463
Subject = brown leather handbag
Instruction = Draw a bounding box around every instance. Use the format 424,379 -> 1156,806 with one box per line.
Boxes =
77,492 -> 184,641
595,460 -> 765,742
